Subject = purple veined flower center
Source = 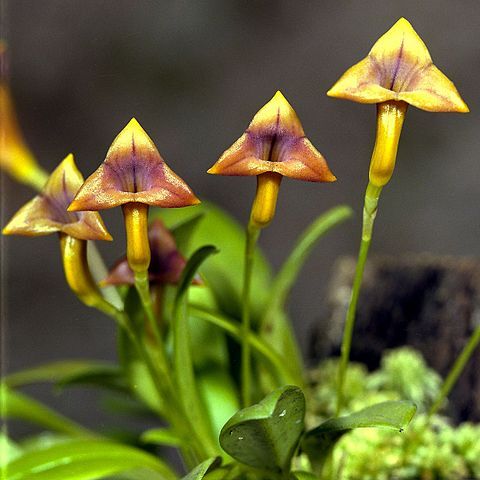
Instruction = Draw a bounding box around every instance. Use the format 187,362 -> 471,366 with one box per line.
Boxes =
104,136 -> 166,193
42,171 -> 81,225
372,37 -> 430,93
246,127 -> 303,163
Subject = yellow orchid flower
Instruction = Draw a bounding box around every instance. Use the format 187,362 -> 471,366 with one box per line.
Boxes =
69,118 -> 199,274
3,154 -> 113,311
328,17 -> 469,187
208,91 -> 335,228
0,42 -> 48,190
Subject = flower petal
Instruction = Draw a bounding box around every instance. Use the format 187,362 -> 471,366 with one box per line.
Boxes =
273,138 -> 336,182
398,64 -> 469,112
327,56 -> 397,104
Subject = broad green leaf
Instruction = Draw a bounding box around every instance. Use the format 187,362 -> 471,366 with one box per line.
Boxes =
0,434 -> 22,467
196,369 -> 239,441
260,206 -> 353,383
290,472 -> 317,480
0,384 -> 94,437
301,400 -> 416,472
181,457 -> 221,480
219,385 -> 305,473
172,246 -> 219,457
3,439 -> 176,480
141,428 -> 183,447
154,201 -> 272,322
189,306 -> 296,385
170,212 -> 205,252
4,360 -> 121,389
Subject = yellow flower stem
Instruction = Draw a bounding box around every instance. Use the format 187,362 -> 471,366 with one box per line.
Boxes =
250,172 -> 282,229
122,202 -> 167,365
336,182 -> 382,416
428,323 -> 480,419
59,233 -> 118,317
121,204 -> 208,462
369,100 -> 407,187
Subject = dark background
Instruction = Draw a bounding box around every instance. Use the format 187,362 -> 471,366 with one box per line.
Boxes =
2,1 -> 479,434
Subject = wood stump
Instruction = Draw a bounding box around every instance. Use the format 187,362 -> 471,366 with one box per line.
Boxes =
315,254 -> 480,423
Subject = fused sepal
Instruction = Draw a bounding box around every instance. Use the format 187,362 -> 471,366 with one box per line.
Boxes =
69,118 -> 200,211
3,154 -> 112,241
208,91 -> 336,182
327,18 -> 469,113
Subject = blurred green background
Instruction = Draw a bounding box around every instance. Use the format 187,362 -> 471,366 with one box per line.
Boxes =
2,1 -> 479,433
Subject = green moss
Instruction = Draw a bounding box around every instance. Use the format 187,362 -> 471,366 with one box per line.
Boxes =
308,347 -> 480,479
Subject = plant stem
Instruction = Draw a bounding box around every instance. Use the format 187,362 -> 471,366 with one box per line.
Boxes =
112,307 -> 205,467
336,182 -> 382,415
190,305 -> 296,385
241,223 -> 260,407
428,322 -> 480,418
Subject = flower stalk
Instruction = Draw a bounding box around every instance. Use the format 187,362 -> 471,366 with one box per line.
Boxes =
59,233 -> 118,317
208,91 -> 335,406
328,18 -> 469,415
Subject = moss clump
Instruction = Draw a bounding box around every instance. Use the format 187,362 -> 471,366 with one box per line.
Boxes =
307,347 -> 480,479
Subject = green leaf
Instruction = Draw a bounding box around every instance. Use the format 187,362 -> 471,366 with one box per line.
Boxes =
189,306 -> 297,385
170,212 -> 205,252
181,457 -> 221,480
219,385 -> 305,473
0,434 -> 22,467
4,360 -> 121,389
3,439 -> 176,480
140,428 -> 183,447
119,290 -> 163,415
0,384 -> 94,437
301,400 -> 416,473
172,246 -> 219,457
154,201 -> 272,322
290,472 -> 317,480
260,206 -> 353,382
196,369 -> 239,442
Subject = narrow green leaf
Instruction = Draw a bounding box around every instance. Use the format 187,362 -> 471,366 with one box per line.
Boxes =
219,385 -> 305,473
154,201 -> 273,322
189,306 -> 296,385
0,384 -> 94,437
173,246 -> 219,457
141,428 -> 183,447
4,360 -> 120,389
265,205 -> 352,315
119,290 -> 163,415
0,434 -> 22,467
260,206 -> 353,381
290,472 -> 317,480
3,439 -> 176,480
301,400 -> 416,473
181,457 -> 221,480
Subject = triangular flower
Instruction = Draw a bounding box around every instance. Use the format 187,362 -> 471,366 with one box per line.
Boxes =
327,18 -> 468,113
3,154 -> 111,241
208,91 -> 336,182
69,118 -> 199,211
